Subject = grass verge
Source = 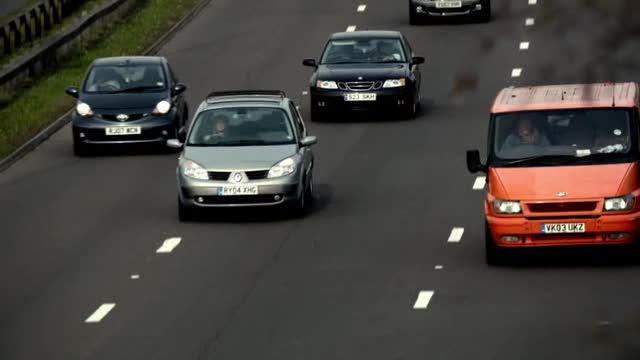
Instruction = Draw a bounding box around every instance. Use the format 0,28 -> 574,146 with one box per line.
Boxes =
0,0 -> 201,159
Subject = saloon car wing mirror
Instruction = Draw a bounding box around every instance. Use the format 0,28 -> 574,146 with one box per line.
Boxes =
65,86 -> 79,98
172,83 -> 187,96
302,59 -> 318,68
412,56 -> 425,65
300,135 -> 318,147
466,150 -> 487,173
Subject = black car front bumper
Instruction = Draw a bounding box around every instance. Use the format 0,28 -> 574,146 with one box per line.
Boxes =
410,0 -> 484,17
72,110 -> 177,145
310,87 -> 415,116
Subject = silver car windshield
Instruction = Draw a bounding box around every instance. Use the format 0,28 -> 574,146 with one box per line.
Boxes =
494,108 -> 632,161
84,64 -> 167,93
187,107 -> 296,146
321,38 -> 406,64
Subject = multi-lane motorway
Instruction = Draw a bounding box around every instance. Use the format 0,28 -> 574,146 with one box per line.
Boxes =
1,0 -> 640,359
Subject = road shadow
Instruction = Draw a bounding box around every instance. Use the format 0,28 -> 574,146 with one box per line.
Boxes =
500,246 -> 640,268
311,99 -> 433,124
77,143 -> 180,158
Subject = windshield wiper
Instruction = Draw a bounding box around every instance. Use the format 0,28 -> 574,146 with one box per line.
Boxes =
111,85 -> 164,93
502,154 -> 577,166
215,140 -> 272,146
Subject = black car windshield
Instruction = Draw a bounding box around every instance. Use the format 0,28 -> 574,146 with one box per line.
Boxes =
493,108 -> 634,166
187,107 -> 296,146
84,64 -> 167,93
320,38 -> 406,64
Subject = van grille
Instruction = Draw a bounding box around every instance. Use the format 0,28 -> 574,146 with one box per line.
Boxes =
528,202 -> 598,213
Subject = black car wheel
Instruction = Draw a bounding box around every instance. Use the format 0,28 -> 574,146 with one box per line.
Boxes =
409,2 -> 421,25
310,103 -> 324,122
478,0 -> 491,22
401,99 -> 418,120
485,221 -> 507,266
73,138 -> 89,157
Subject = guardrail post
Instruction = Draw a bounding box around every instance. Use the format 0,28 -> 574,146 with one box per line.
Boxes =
49,0 -> 61,25
0,27 -> 10,55
30,9 -> 42,39
40,4 -> 51,31
19,15 -> 33,44
9,21 -> 22,51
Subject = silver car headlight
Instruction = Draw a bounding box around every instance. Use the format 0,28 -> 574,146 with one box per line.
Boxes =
152,99 -> 172,115
493,199 -> 522,214
267,156 -> 298,178
604,194 -> 635,211
316,80 -> 338,89
76,101 -> 94,117
181,159 -> 209,180
383,78 -> 406,88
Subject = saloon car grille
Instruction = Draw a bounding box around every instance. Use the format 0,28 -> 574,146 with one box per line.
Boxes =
98,113 -> 147,122
528,202 -> 598,213
200,195 -> 282,205
208,170 -> 269,181
338,81 -> 382,91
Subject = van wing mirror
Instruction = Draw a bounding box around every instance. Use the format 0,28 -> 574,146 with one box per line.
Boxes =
466,150 -> 487,173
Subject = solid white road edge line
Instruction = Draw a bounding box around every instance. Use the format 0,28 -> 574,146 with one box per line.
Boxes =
473,176 -> 486,190
448,227 -> 465,243
85,303 -> 116,323
346,25 -> 357,32
357,4 -> 367,12
413,291 -> 435,309
156,237 -> 182,253
519,41 -> 530,50
511,68 -> 522,77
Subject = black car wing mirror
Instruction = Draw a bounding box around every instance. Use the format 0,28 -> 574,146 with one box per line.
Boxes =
172,83 -> 187,96
65,86 -> 79,98
412,56 -> 425,65
302,59 -> 318,68
466,150 -> 487,173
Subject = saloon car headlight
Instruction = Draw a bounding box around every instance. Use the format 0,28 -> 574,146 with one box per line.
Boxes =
181,159 -> 209,180
76,101 -> 94,117
152,100 -> 172,115
316,80 -> 338,89
382,78 -> 406,88
493,199 -> 522,214
604,194 -> 635,211
267,156 -> 298,178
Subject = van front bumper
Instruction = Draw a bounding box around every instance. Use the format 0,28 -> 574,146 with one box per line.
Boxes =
487,212 -> 640,247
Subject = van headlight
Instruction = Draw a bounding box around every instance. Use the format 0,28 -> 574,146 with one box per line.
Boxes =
604,194 -> 635,211
268,156 -> 298,178
383,78 -> 406,88
76,101 -> 94,117
493,199 -> 522,214
181,159 -> 209,180
316,80 -> 338,89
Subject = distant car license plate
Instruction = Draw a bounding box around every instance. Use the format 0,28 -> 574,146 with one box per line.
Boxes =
218,185 -> 258,196
344,93 -> 377,101
105,127 -> 141,135
435,1 -> 462,8
541,223 -> 585,234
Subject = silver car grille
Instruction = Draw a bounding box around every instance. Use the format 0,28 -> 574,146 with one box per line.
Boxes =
338,81 -> 383,91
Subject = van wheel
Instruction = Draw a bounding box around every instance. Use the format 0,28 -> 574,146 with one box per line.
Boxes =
485,221 -> 506,265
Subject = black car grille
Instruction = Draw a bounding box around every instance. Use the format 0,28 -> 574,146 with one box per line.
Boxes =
338,81 -> 382,91
200,195 -> 282,205
208,171 -> 231,181
98,113 -> 147,122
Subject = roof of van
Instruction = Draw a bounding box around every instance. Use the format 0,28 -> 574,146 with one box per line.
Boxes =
491,82 -> 638,113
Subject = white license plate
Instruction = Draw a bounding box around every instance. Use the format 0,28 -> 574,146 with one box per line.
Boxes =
541,223 -> 585,234
435,1 -> 462,8
105,127 -> 141,136
344,93 -> 377,101
218,185 -> 259,196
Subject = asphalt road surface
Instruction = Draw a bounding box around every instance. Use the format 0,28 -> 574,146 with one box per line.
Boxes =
1,0 -> 640,359
0,0 -> 31,18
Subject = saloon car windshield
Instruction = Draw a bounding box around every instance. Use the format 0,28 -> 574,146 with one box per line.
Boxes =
492,108 -> 636,166
320,38 -> 406,64
187,107 -> 296,146
84,64 -> 167,93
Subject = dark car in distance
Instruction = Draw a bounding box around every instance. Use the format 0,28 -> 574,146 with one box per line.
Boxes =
409,0 -> 491,24
303,31 -> 424,121
65,56 -> 189,156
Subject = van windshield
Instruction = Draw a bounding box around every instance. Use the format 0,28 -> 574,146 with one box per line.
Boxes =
492,108 -> 635,166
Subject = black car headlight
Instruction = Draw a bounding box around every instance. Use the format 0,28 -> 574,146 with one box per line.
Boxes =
316,80 -> 339,89
76,101 -> 94,117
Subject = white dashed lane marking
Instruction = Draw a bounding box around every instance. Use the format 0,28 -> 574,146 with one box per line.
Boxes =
413,291 -> 435,309
448,227 -> 465,243
130,274 -> 140,280
346,25 -> 357,32
526,17 -> 535,26
85,303 -> 116,323
357,4 -> 367,12
473,176 -> 486,190
528,0 -> 537,4
511,68 -> 522,78
519,41 -> 530,50
435,265 -> 444,270
156,237 -> 182,254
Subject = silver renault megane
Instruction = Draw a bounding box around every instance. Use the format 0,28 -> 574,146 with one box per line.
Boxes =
167,90 -> 317,221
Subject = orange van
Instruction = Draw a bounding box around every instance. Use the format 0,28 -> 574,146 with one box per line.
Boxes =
467,82 -> 640,264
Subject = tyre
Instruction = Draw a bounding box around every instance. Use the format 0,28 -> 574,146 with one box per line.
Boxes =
485,221 -> 506,266
478,0 -> 491,22
289,175 -> 313,217
73,139 -> 88,157
310,102 -> 325,122
409,2 -> 421,25
178,197 -> 195,222
401,100 -> 418,120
